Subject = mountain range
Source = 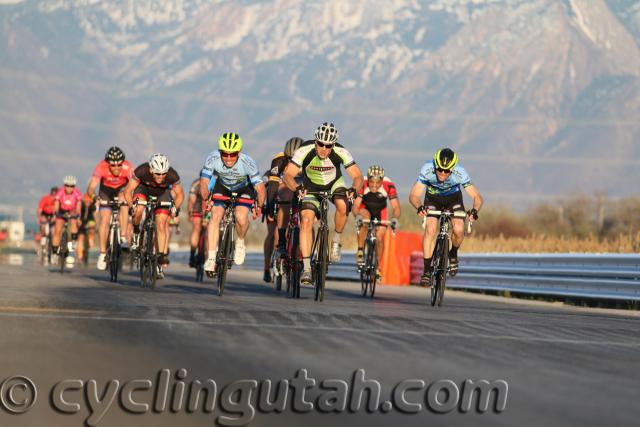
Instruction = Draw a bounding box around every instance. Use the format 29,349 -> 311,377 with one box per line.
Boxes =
1,0 -> 639,219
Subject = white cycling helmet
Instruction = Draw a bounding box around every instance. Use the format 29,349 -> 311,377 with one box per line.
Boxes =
149,153 -> 170,174
314,122 -> 338,144
63,175 -> 77,186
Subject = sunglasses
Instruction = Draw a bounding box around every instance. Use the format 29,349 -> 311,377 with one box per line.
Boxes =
220,151 -> 239,159
316,141 -> 334,149
64,184 -> 75,188
109,162 -> 123,168
436,168 -> 452,174
152,172 -> 168,177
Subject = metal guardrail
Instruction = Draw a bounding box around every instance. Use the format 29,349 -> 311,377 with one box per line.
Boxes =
235,252 -> 640,302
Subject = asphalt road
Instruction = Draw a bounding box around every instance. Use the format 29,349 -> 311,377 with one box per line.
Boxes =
0,256 -> 638,427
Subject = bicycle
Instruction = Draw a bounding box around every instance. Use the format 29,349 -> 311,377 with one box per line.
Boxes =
101,199 -> 123,282
137,196 -> 172,289
426,208 -> 467,307
194,212 -> 210,282
284,198 -> 302,299
356,218 -> 394,298
208,192 -> 243,296
306,191 -> 332,302
56,212 -> 72,274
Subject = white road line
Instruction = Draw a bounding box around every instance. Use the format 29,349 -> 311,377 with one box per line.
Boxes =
0,311 -> 638,348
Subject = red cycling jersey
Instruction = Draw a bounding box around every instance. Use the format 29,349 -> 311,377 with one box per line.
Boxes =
38,195 -> 57,215
92,160 -> 134,189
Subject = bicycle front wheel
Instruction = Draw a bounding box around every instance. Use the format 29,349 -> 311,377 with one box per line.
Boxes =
314,228 -> 328,302
216,225 -> 231,296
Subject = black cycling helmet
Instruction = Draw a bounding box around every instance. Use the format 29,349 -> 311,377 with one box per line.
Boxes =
433,148 -> 458,171
284,137 -> 304,158
105,146 -> 125,163
50,186 -> 59,194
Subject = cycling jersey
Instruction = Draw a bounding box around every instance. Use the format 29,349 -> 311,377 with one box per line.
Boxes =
38,195 -> 57,215
55,187 -> 82,212
133,163 -> 181,197
417,162 -> 472,196
92,160 -> 134,189
200,151 -> 263,191
290,141 -> 356,189
358,177 -> 398,215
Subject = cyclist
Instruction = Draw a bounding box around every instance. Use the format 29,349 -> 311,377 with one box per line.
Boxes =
85,146 -> 134,270
199,132 -> 266,275
37,186 -> 58,248
352,165 -> 401,278
409,148 -> 483,286
283,122 -> 363,286
262,136 -> 304,282
52,176 -> 83,265
123,153 -> 184,268
187,177 -> 205,267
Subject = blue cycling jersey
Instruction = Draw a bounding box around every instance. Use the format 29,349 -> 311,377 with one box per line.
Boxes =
200,151 -> 263,191
417,162 -> 472,196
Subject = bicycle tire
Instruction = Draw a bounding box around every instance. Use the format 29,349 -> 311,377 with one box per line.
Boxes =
369,245 -> 378,298
108,224 -> 119,282
289,226 -> 300,299
437,236 -> 449,307
314,227 -> 328,302
429,237 -> 445,306
216,223 -> 231,296
59,228 -> 68,274
195,229 -> 206,282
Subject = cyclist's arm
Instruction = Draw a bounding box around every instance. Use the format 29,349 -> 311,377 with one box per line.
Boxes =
254,182 -> 266,209
390,197 -> 401,219
464,184 -> 483,213
345,164 -> 364,192
37,197 -> 44,217
54,200 -> 60,214
123,178 -> 139,206
409,181 -> 426,210
199,177 -> 210,201
172,182 -> 185,209
283,163 -> 302,191
85,176 -> 100,200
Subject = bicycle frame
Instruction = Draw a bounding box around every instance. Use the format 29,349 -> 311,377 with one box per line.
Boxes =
307,191 -> 331,302
285,199 -> 302,298
102,200 -> 122,282
356,218 -> 392,297
426,209 -> 466,306
213,193 -> 242,296
138,196 -> 172,289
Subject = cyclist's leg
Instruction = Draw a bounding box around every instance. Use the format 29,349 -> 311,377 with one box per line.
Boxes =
263,219 -> 276,280
276,185 -> 293,254
356,208 -> 371,262
205,204 -> 225,272
375,208 -> 389,269
52,215 -> 65,252
299,196 -> 319,284
155,189 -> 173,265
448,194 -> 466,272
189,214 -> 202,266
234,204 -> 251,265
97,207 -> 112,254
116,188 -> 129,246
331,181 -> 349,262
